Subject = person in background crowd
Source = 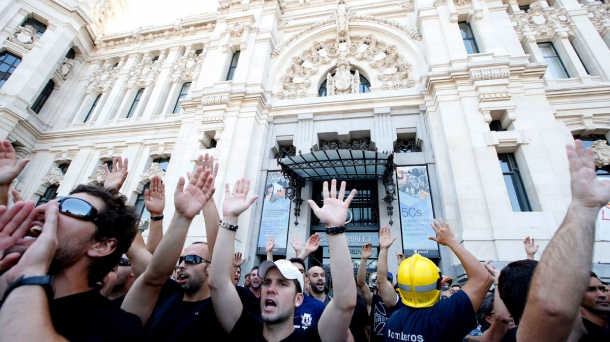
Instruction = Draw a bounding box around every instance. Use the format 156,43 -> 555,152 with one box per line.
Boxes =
441,287 -> 452,301
108,255 -> 135,305
244,273 -> 251,288
451,284 -> 462,295
209,179 -> 357,341
233,252 -> 246,286
579,272 -> 610,341
237,265 -> 262,317
385,218 -> 493,341
291,257 -> 326,331
308,265 -> 331,304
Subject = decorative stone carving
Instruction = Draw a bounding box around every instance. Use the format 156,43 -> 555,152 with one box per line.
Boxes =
171,50 -> 205,83
8,25 -> 39,50
126,55 -> 163,89
327,57 -> 360,96
138,218 -> 150,232
88,166 -> 107,184
509,1 -> 574,40
222,21 -> 256,52
434,0 -> 447,6
86,60 -> 122,94
93,0 -> 114,28
56,57 -> 75,81
42,168 -> 64,186
470,68 -> 510,81
455,0 -> 467,6
350,15 -> 421,41
202,95 -> 231,106
399,0 -> 414,11
394,139 -> 421,153
140,163 -> 166,180
586,3 -> 610,33
318,139 -> 374,151
592,140 -> 610,169
96,22 -> 216,50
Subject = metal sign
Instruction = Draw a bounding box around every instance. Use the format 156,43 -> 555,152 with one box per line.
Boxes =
256,172 -> 291,255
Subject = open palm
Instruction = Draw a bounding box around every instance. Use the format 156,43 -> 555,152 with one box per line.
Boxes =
145,176 -> 165,216
174,167 -> 215,220
0,140 -> 29,186
568,140 -> 610,208
308,180 -> 356,227
222,178 -> 258,218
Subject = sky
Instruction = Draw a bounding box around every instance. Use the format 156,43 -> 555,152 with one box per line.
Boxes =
105,0 -> 221,34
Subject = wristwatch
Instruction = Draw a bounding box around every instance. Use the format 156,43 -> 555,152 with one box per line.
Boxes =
325,225 -> 347,235
2,275 -> 54,303
219,220 -> 239,231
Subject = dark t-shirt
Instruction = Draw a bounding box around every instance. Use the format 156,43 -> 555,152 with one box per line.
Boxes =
350,297 -> 370,342
145,279 -> 225,342
501,327 -> 517,342
371,293 -> 401,342
50,289 -> 142,342
237,285 -> 262,318
294,293 -> 326,331
384,290 -> 477,342
230,308 -> 322,342
111,294 -> 126,308
580,317 -> 610,341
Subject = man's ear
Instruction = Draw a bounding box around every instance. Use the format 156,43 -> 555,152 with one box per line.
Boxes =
88,238 -> 118,258
295,293 -> 304,308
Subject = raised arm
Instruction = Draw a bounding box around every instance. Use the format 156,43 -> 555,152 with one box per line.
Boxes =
297,233 -> 321,260
523,237 -> 538,261
429,219 -> 493,312
518,141 -> 610,342
309,180 -> 357,342
357,242 -> 374,310
144,176 -> 165,254
125,232 -> 152,279
480,261 -> 511,342
266,235 -> 275,261
199,154 -> 221,258
290,235 -> 303,257
0,140 -> 29,206
0,201 -> 36,275
103,156 -> 129,192
209,178 -> 258,333
377,226 -> 398,308
121,167 -> 214,325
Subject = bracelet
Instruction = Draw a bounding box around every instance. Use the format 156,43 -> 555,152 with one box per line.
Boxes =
220,220 -> 238,231
150,215 -> 164,221
2,275 -> 54,304
325,225 -> 347,235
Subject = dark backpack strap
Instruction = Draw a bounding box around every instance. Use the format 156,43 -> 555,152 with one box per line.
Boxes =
147,292 -> 182,338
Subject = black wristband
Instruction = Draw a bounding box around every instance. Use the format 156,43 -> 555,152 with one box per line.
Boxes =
219,220 -> 238,231
2,275 -> 54,303
325,226 -> 347,235
150,215 -> 164,221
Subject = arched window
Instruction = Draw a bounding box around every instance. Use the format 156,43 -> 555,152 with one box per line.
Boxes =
126,88 -> 144,118
0,52 -> 22,88
173,82 -> 191,113
318,70 -> 370,97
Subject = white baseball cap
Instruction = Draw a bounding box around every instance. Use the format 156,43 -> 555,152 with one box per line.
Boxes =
259,259 -> 304,294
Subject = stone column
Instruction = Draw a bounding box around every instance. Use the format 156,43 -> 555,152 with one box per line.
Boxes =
372,107 -> 394,152
293,113 -> 314,153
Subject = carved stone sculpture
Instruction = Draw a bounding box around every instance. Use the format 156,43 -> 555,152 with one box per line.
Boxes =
586,3 -> 610,33
88,166 -> 107,184
509,1 -> 574,40
9,25 -> 39,50
326,57 -> 360,96
56,57 -> 75,80
171,50 -> 205,83
42,168 -> 64,186
86,60 -> 122,94
592,140 -> 610,169
126,55 -> 163,89
140,163 -> 166,180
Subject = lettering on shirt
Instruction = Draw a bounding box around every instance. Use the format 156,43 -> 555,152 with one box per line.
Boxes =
373,302 -> 387,336
301,313 -> 312,329
387,330 -> 424,342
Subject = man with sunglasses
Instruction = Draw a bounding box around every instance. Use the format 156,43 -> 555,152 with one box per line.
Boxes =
107,256 -> 135,305
579,272 -> 610,341
0,184 -> 142,341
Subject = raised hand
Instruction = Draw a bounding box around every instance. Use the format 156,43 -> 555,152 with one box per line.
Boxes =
265,235 -> 276,253
361,242 -> 373,260
567,140 -> 610,209
290,235 -> 303,254
11,189 -> 23,203
104,156 -> 129,191
222,178 -> 258,219
174,167 -> 215,220
523,236 -> 539,260
379,226 -> 397,249
304,233 -> 321,254
428,218 -> 457,246
484,260 -> 501,280
308,180 -> 356,227
197,154 -> 219,182
0,201 -> 36,256
145,176 -> 165,216
233,252 -> 247,267
396,252 -> 406,266
0,140 -> 29,186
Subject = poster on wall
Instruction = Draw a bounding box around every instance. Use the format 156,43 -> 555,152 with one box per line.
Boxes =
256,172 -> 291,255
396,166 -> 440,258
595,204 -> 610,242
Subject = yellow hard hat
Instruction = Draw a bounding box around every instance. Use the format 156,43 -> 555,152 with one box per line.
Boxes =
397,254 -> 441,308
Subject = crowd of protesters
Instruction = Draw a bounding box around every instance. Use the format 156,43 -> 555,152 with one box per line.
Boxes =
0,139 -> 608,342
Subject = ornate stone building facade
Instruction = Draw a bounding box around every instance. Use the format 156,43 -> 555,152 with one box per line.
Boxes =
1,0 -> 609,280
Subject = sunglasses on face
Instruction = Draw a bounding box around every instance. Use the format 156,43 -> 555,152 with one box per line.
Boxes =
178,255 -> 211,266
586,286 -> 608,293
118,258 -> 131,266
55,197 -> 99,222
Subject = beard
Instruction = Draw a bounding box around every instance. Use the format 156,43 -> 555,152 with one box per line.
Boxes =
48,245 -> 83,276
310,282 -> 325,294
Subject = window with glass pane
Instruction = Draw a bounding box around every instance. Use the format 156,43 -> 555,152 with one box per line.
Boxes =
153,157 -> 170,172
518,5 -> 530,11
318,72 -> 371,97
459,22 -> 480,54
226,51 -> 240,81
134,182 -> 151,223
31,80 -> 55,114
172,82 -> 191,113
65,48 -> 75,59
22,18 -> 47,36
0,52 -> 21,88
195,49 -> 203,56
104,160 -> 113,172
571,41 -> 589,75
126,88 -> 144,118
538,42 -> 569,79
84,94 -> 101,122
498,154 -> 532,212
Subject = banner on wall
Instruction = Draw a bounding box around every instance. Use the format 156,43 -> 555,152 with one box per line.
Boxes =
396,166 -> 440,258
256,172 -> 291,255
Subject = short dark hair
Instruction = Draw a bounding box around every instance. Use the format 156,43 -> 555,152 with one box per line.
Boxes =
293,279 -> 302,294
70,185 -> 138,286
476,294 -> 494,332
251,266 -> 259,274
290,258 -> 306,271
498,259 -> 538,325
451,284 -> 462,289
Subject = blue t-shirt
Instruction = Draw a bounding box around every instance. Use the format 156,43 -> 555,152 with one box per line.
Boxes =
384,290 -> 477,342
294,294 -> 326,331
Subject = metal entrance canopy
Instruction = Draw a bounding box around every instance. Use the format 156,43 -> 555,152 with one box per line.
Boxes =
278,150 -> 395,181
